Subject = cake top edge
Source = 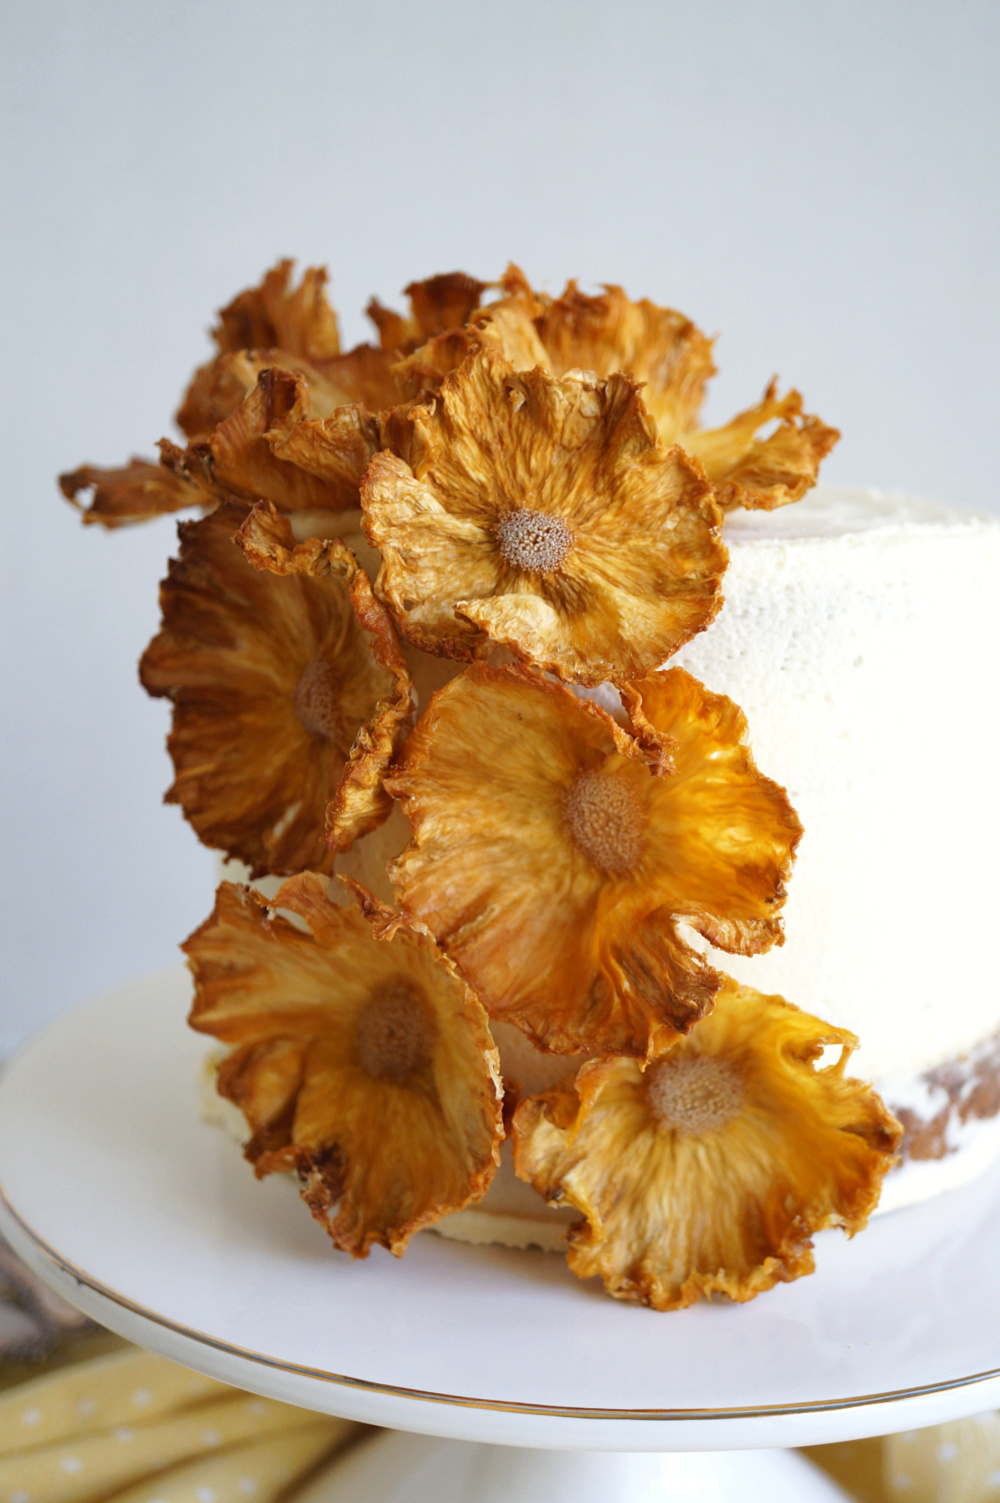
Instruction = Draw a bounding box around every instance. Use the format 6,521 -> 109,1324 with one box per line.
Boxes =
724,485 -> 1000,543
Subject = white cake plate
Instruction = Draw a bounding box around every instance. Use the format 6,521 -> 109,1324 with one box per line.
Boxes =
1,970 -> 999,1485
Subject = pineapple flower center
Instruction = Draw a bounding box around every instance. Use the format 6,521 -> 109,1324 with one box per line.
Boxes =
354,978 -> 437,1083
647,1054 -> 745,1136
495,508 -> 573,574
295,656 -> 346,742
563,768 -> 645,874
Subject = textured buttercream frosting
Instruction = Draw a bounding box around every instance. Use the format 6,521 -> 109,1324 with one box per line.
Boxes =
673,484 -> 1000,1084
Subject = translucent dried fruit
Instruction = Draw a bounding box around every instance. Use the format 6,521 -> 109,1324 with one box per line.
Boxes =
362,348 -> 726,685
512,978 -> 901,1308
367,272 -> 488,353
311,342 -> 404,415
139,502 -> 412,876
59,452 -> 206,529
391,328 -> 482,404
533,282 -> 838,512
178,342 -> 400,440
535,280 -> 716,440
387,664 -> 801,1058
472,263 -> 549,363
261,391 -> 381,512
169,368 -> 373,514
185,875 -> 503,1257
389,269 -> 838,512
178,349 -> 341,440
236,502 -> 414,851
683,380 -> 841,512
178,350 -> 280,440
392,264 -> 547,401
66,363 -> 377,529
212,260 -> 342,363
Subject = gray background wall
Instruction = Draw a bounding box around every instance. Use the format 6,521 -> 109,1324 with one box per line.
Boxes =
2,0 -> 998,1050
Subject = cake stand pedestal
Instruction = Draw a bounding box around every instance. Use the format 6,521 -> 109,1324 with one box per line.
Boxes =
2,971 -> 999,1497
292,1428 -> 852,1501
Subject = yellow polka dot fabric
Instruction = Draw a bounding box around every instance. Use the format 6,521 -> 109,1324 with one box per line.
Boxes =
883,1416 -> 1000,1502
6,1337 -> 1000,1502
802,1438 -> 887,1502
0,1349 -> 355,1503
806,1417 -> 1000,1502
0,1351 -> 230,1455
100,1429 -> 344,1503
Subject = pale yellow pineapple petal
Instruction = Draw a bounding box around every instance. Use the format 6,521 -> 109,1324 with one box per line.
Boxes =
513,979 -> 901,1308
388,664 -> 796,1058
363,349 -> 726,683
186,875 -> 503,1257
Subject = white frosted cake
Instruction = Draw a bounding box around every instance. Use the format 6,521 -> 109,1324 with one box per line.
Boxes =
206,480 -> 992,1244
86,261 -> 997,1301
208,483 -> 1000,1245
411,484 -> 1000,1241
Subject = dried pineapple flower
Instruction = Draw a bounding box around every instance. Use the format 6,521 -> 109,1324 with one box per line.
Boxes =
66,256 -> 387,529
177,347 -> 395,441
367,272 -> 489,353
176,259 -> 397,442
387,663 -> 802,1059
212,260 -> 342,363
536,282 -> 839,512
179,340 -> 400,442
391,328 -> 483,405
391,265 -> 547,401
393,268 -> 838,512
362,348 -> 726,685
62,365 -> 378,529
310,342 -> 406,416
185,874 -> 503,1257
236,501 -> 413,851
66,266 -> 479,531
178,350 -> 284,441
534,280 -> 716,438
166,367 -> 378,514
681,379 -> 840,511
512,977 -> 901,1309
139,501 -> 412,876
59,452 -> 207,529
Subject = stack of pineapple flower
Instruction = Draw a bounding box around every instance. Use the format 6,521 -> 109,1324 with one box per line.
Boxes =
63,262 -> 901,1311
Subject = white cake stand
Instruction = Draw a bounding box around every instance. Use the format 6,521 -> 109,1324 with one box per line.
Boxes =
2,970 -> 999,1500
